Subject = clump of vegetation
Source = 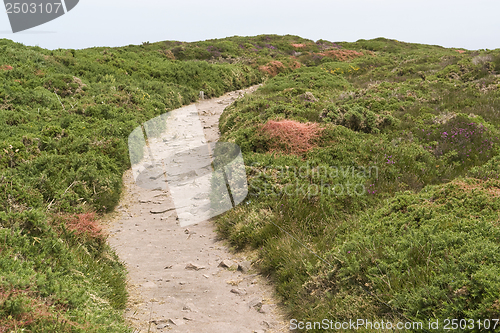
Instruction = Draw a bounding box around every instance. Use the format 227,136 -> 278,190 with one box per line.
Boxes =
321,104 -> 398,133
0,208 -> 128,332
334,178 -> 500,322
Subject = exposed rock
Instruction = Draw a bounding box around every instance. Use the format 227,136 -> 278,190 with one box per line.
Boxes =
142,281 -> 157,288
218,259 -> 237,269
248,298 -> 263,310
218,259 -> 230,268
185,263 -> 205,270
261,320 -> 277,328
151,318 -> 178,327
237,261 -> 252,273
166,318 -> 178,326
230,288 -> 247,296
298,91 -> 318,102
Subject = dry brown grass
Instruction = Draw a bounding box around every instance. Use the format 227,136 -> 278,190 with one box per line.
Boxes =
62,212 -> 107,240
319,49 -> 365,61
261,119 -> 324,155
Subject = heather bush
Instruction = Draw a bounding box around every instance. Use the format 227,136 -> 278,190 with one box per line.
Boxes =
322,104 -> 398,133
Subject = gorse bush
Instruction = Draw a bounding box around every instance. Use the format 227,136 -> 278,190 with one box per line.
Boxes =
322,104 -> 398,134
336,178 -> 500,321
0,208 -> 128,332
259,66 -> 353,93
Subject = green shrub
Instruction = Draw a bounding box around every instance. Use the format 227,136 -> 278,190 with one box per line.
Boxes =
322,104 -> 397,133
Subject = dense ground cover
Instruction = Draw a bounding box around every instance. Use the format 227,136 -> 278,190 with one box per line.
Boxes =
0,37 -> 262,332
215,38 -> 500,332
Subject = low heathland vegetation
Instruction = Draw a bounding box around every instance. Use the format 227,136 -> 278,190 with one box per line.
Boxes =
0,36 -> 262,332
1,35 -> 500,331
216,37 -> 500,332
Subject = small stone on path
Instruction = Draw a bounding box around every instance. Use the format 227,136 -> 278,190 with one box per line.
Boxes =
238,260 -> 252,273
185,263 -> 205,270
230,288 -> 247,296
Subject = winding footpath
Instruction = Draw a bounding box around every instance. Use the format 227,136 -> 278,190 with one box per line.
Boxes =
106,85 -> 289,333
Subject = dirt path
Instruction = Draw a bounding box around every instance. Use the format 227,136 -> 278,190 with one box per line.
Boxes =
107,85 -> 289,333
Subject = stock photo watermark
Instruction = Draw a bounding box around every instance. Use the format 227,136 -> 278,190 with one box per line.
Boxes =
3,0 -> 79,33
290,318 -> 500,331
128,104 -> 248,227
248,164 -> 379,198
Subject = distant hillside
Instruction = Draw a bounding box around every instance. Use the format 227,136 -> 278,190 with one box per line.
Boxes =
214,37 -> 500,331
1,35 -> 500,331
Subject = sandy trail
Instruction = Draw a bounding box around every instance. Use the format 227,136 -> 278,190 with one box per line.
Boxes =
107,85 -> 289,333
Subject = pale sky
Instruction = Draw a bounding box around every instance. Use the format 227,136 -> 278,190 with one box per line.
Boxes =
1,0 -> 499,50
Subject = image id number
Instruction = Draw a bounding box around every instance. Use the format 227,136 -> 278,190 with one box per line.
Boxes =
6,2 -> 62,14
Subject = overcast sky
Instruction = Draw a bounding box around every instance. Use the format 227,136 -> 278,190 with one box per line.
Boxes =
1,0 -> 499,50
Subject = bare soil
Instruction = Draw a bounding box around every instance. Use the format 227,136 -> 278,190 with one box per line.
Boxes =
107,85 -> 290,333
